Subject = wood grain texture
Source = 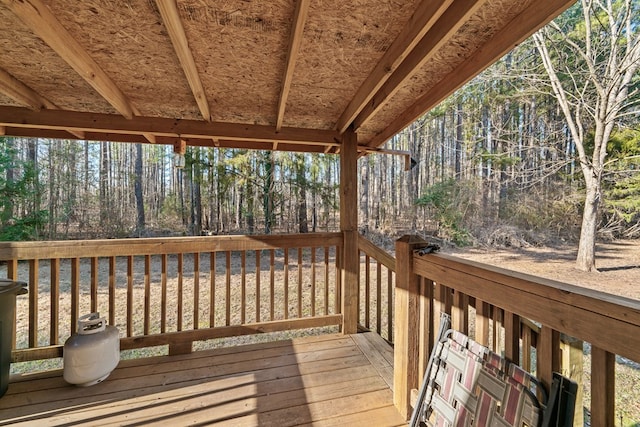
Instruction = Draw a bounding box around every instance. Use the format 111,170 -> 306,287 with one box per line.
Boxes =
3,333 -> 402,426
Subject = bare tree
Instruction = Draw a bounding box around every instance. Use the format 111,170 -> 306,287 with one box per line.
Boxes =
533,0 -> 640,271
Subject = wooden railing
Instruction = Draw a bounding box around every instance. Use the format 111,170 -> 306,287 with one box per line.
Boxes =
393,235 -> 640,425
357,235 -> 396,342
0,233 -> 343,362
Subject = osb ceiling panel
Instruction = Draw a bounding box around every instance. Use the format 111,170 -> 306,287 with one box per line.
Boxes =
284,0 -> 421,130
0,3 -> 115,113
179,0 -> 292,125
45,0 -> 200,119
0,0 -> 573,151
360,0 -> 539,141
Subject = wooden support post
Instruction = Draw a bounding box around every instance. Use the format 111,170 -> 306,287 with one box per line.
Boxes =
340,129 -> 358,334
394,234 -> 428,420
591,346 -> 614,427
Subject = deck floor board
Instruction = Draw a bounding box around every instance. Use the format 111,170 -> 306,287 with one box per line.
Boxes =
0,332 -> 405,426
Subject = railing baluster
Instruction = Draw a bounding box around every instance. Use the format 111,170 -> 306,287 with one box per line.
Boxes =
225,251 -> 231,326
504,311 -> 520,364
521,324 -> 532,371
433,284 -> 445,334
144,254 -> 151,335
452,290 -> 469,335
284,248 -> 289,319
376,261 -> 381,335
90,257 -> 98,313
241,251 -> 246,324
269,249 -> 275,321
9,258 -> 17,349
177,253 -> 184,331
71,257 -> 79,338
538,326 -> 560,391
255,250 -> 261,323
475,299 -> 490,346
194,252 -> 200,330
50,258 -> 59,345
161,254 -> 167,333
335,245 -> 341,314
311,247 -> 316,317
591,346 -> 615,426
365,254 -> 370,329
109,256 -> 115,327
28,259 -> 38,348
492,307 -> 502,352
419,277 -> 434,383
297,248 -> 303,318
127,255 -> 134,336
324,246 -> 329,316
387,268 -> 393,342
209,252 -> 216,328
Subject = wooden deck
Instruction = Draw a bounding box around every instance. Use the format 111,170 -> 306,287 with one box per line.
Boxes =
0,332 -> 404,426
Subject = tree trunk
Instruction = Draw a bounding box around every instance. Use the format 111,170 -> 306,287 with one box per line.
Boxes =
263,151 -> 275,234
134,143 -> 145,235
455,102 -> 463,178
576,175 -> 599,271
296,154 -> 308,233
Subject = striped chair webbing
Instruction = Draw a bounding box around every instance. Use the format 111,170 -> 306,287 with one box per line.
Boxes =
418,330 -> 543,427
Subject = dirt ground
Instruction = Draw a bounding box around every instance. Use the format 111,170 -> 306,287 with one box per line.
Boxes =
449,239 -> 640,301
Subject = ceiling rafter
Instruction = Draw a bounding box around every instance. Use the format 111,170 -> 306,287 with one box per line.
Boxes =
335,0 -> 453,134
0,106 -> 341,146
353,0 -> 488,133
156,0 -> 211,122
2,0 -> 138,120
0,67 -> 58,110
276,0 -> 310,131
0,67 -> 84,139
369,0 -> 577,148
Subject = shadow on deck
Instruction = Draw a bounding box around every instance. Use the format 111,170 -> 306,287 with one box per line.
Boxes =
0,332 -> 404,426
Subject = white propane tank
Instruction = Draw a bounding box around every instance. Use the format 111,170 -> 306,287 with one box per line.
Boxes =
63,313 -> 120,386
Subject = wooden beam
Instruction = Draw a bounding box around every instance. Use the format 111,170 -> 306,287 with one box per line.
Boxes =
2,0 -> 136,119
335,0 -> 453,134
340,130 -> 358,335
393,235 -> 428,420
353,0 -> 486,131
156,0 -> 211,122
369,0 -> 576,148
276,0 -> 309,131
0,106 -> 340,146
0,67 -> 93,140
0,67 -> 57,110
0,126 -> 5,136
1,125 -> 341,154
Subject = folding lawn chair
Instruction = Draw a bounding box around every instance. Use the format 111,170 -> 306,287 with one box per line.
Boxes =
410,314 -> 577,427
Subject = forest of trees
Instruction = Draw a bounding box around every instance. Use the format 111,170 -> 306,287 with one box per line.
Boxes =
1,0 -> 638,252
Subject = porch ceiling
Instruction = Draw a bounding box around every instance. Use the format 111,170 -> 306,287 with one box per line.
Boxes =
0,0 -> 574,153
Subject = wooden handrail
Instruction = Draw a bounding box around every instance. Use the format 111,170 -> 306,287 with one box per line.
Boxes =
392,234 -> 640,424
357,235 -> 396,271
4,233 -> 344,363
357,234 -> 396,342
0,232 -> 343,260
414,253 -> 640,361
